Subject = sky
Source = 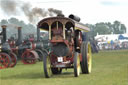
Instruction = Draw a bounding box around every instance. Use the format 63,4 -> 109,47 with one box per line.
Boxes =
0,0 -> 128,33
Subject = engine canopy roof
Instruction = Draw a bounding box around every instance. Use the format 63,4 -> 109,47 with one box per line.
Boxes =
37,17 -> 90,32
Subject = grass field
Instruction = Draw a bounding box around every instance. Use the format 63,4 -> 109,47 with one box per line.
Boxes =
0,50 -> 128,85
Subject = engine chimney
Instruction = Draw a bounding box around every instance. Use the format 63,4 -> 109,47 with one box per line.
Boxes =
1,25 -> 7,43
17,27 -> 22,46
69,14 -> 80,22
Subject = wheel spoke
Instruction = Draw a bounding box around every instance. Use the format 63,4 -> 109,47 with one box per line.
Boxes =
0,53 -> 11,69
22,51 -> 36,64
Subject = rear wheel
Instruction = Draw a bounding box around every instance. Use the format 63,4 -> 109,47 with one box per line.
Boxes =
21,50 -> 38,64
35,49 -> 43,61
43,52 -> 52,78
0,53 -> 12,69
80,41 -> 92,74
9,52 -> 17,67
74,52 -> 81,77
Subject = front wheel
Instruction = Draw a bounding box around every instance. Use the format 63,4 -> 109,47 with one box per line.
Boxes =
74,52 -> 81,77
43,52 -> 52,78
80,41 -> 92,74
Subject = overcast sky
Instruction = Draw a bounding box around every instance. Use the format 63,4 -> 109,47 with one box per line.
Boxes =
0,0 -> 128,33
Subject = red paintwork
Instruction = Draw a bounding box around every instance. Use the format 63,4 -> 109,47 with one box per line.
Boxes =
9,52 -> 17,67
0,53 -> 11,69
21,49 -> 37,64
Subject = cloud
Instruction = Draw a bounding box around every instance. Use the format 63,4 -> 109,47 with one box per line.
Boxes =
100,0 -> 128,6
101,1 -> 120,6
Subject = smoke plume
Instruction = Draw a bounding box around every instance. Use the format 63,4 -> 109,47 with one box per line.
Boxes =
0,0 -> 63,23
0,0 -> 18,15
48,8 -> 62,16
21,3 -> 48,23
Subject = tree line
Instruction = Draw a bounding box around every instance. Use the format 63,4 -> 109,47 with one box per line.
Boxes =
86,21 -> 127,38
0,17 -> 36,39
0,18 -> 127,40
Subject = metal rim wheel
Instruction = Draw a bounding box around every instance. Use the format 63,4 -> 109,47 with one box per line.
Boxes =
80,41 -> 92,74
9,52 -> 17,67
43,52 -> 52,78
74,52 -> 81,77
0,53 -> 12,69
51,68 -> 62,74
87,42 -> 92,73
21,50 -> 37,64
35,49 -> 43,61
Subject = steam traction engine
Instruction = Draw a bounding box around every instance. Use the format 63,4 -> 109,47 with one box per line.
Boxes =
37,14 -> 92,78
0,25 -> 17,69
14,27 -> 39,64
20,27 -> 44,64
8,26 -> 40,64
15,27 -> 38,64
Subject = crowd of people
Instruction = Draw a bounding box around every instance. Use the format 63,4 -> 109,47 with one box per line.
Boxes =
97,40 -> 128,50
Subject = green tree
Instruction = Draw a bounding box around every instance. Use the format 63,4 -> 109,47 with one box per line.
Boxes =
8,18 -> 19,25
85,23 -> 95,38
94,23 -> 111,35
1,19 -> 8,25
112,20 -> 126,34
85,21 -> 127,38
105,22 -> 114,33
0,17 -> 36,39
120,24 -> 126,34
